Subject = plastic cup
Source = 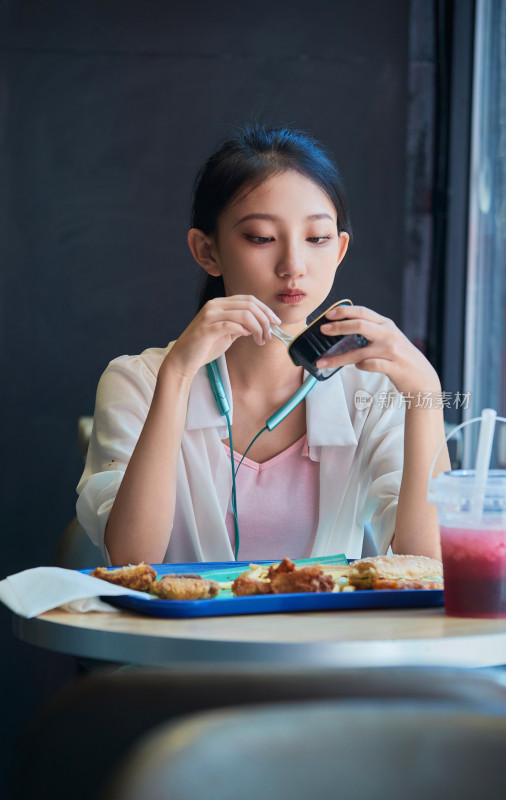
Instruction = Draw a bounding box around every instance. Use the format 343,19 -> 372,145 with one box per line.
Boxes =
428,470 -> 506,617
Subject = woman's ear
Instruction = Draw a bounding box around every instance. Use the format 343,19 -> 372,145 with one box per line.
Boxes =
187,228 -> 221,277
337,232 -> 350,267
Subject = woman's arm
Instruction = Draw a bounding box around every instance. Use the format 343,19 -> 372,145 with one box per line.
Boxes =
104,363 -> 192,565
103,295 -> 280,565
317,305 -> 450,558
392,391 -> 449,558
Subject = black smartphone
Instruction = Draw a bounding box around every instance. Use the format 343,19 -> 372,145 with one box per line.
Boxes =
287,299 -> 368,380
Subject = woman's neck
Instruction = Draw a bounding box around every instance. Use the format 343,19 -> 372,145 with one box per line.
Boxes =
225,333 -> 304,398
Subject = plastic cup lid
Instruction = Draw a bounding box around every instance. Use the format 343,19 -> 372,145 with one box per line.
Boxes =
428,469 -> 506,497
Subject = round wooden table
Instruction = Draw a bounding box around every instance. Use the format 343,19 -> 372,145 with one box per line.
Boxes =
13,605 -> 506,669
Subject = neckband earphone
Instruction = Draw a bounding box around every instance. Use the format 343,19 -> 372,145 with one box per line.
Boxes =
206,299 -> 368,560
206,360 -> 317,559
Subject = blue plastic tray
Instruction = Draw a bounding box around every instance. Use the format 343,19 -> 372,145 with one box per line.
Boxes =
83,561 -> 444,619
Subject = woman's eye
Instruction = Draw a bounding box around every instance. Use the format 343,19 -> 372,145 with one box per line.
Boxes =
245,235 -> 274,244
307,236 -> 331,244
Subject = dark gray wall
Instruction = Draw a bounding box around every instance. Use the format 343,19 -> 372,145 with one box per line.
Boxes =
0,0 -> 410,792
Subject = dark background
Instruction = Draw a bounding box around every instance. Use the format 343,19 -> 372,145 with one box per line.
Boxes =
0,0 -> 431,792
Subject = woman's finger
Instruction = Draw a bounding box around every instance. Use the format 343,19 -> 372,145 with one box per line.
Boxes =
316,341 -> 390,370
324,304 -> 389,325
208,319 -> 253,340
226,295 -> 281,325
212,295 -> 281,329
319,317 -> 380,341
209,296 -> 279,343
209,308 -> 268,346
321,311 -> 404,347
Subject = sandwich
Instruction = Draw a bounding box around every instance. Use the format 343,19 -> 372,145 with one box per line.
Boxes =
347,554 -> 443,590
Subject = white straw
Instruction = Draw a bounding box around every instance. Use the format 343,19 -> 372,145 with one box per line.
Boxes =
471,408 -> 497,520
270,325 -> 294,346
475,408 -> 497,483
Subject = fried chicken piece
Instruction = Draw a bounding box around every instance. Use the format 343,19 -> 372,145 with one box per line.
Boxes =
232,558 -> 335,596
151,574 -> 220,600
268,558 -> 335,594
232,576 -> 273,596
90,563 -> 157,592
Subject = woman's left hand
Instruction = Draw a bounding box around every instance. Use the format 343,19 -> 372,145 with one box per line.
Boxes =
317,305 -> 441,395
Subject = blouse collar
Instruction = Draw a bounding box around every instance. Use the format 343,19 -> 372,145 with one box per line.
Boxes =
184,353 -> 358,448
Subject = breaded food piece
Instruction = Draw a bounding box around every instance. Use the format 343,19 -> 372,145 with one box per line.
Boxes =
268,558 -> 335,594
90,562 -> 157,592
232,576 -> 273,596
151,574 -> 220,600
232,563 -> 272,596
233,561 -> 348,596
232,558 -> 335,595
348,555 -> 443,590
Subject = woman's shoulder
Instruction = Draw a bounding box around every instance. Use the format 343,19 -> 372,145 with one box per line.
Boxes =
95,344 -> 177,403
105,342 -> 176,379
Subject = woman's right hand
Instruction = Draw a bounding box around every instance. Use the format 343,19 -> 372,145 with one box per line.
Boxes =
161,295 -> 281,382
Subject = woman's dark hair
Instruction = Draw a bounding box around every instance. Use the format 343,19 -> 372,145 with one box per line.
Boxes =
191,124 -> 352,309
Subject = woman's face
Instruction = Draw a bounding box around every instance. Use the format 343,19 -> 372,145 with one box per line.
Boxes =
210,170 -> 349,328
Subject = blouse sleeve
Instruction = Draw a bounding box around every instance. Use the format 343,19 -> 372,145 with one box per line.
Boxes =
76,354 -> 157,562
365,405 -> 405,554
359,388 -> 405,555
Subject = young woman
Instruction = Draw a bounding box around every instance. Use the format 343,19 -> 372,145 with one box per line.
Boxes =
77,125 -> 449,566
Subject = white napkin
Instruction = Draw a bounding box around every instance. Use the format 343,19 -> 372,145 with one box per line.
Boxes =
0,566 -> 150,617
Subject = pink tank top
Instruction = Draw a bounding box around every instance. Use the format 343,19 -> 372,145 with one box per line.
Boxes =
223,435 -> 320,561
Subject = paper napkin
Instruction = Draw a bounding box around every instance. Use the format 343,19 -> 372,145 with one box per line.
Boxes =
0,566 -> 149,617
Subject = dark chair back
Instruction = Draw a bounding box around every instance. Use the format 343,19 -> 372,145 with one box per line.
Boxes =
102,700 -> 506,800
12,666 -> 506,800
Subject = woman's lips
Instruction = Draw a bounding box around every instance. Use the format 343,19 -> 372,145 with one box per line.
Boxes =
277,292 -> 306,304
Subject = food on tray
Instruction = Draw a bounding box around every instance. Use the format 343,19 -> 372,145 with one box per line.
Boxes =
232,561 -> 349,586
232,576 -> 273,596
233,557 -> 335,596
89,553 -> 443,606
269,558 -> 335,594
239,564 -> 272,583
89,563 -> 219,600
231,554 -> 443,595
90,562 -> 157,591
150,574 -> 221,600
365,578 -> 443,590
347,555 -> 443,590
228,562 -> 272,594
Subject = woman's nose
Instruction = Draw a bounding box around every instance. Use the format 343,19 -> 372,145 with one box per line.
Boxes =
275,244 -> 307,278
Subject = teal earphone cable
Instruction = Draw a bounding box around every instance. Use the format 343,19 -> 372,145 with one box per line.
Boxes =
224,409 -> 240,559
206,360 -> 317,561
233,425 -> 268,477
225,417 -> 268,560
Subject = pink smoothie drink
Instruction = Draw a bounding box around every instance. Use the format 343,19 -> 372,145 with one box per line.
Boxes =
440,525 -> 506,618
428,414 -> 506,618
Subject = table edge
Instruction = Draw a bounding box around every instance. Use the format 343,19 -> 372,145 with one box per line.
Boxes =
12,612 -> 506,669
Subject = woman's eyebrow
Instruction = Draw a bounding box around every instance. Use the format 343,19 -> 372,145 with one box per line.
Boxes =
307,213 -> 334,222
234,212 -> 334,227
234,213 -> 278,227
